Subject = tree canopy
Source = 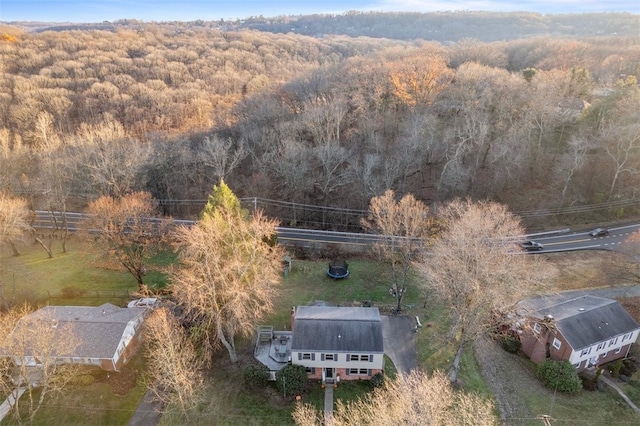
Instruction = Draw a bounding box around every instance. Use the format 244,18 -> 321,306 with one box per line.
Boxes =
415,198 -> 551,382
171,182 -> 283,363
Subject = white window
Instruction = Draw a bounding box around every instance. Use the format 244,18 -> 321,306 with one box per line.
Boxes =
349,354 -> 359,361
360,355 -> 370,362
359,369 -> 369,375
615,347 -> 622,354
348,368 -> 359,375
580,348 -> 590,357
597,342 -> 606,351
533,323 -> 541,334
609,337 -> 618,347
305,367 -> 315,374
622,332 -> 633,342
324,354 -> 335,361
302,353 -> 312,360
552,338 -> 562,350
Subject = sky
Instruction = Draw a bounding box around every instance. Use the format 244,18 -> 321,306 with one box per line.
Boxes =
0,0 -> 638,23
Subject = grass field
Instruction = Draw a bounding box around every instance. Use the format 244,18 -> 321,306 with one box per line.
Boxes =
0,237 -> 139,306
2,240 -> 640,425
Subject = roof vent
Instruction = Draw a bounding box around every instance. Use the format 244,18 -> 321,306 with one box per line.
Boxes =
578,308 -> 585,312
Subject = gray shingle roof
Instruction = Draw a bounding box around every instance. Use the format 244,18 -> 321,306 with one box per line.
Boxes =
290,306 -> 383,353
3,303 -> 147,359
528,295 -> 640,350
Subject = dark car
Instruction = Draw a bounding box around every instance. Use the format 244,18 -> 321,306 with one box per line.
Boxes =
589,228 -> 609,237
520,240 -> 544,251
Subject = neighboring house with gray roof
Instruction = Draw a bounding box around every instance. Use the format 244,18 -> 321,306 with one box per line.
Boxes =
290,306 -> 384,384
518,295 -> 640,371
2,303 -> 148,372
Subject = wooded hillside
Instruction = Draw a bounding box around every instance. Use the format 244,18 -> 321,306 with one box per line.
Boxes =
1,13 -> 639,230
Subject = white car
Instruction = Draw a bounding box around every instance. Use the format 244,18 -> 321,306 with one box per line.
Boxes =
127,297 -> 159,308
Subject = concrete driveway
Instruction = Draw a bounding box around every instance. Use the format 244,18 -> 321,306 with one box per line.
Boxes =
381,315 -> 418,374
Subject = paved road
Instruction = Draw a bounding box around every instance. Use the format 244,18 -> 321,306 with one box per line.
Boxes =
522,223 -> 640,254
381,315 -> 418,374
127,389 -> 163,426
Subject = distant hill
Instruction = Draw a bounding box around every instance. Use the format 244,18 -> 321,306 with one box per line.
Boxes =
3,11 -> 638,42
236,11 -> 640,42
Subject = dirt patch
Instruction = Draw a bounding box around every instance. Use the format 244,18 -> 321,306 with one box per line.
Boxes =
546,250 -> 636,291
90,363 -> 140,396
619,297 -> 640,323
110,369 -> 138,395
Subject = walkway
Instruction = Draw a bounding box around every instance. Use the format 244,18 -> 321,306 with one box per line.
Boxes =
127,389 -> 163,426
0,387 -> 26,423
600,375 -> 640,414
324,385 -> 334,425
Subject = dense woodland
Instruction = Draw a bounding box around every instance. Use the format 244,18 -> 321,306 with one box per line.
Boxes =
1,12 -> 639,230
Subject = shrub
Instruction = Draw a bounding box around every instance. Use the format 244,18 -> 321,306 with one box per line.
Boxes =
71,374 -> 96,386
537,360 -> 582,393
620,358 -> 639,378
274,364 -> 308,398
500,335 -> 521,354
370,372 -> 385,388
610,359 -> 623,378
580,373 -> 597,391
243,364 -> 270,388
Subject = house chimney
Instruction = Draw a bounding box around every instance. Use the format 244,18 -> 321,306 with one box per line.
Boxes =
290,307 -> 296,331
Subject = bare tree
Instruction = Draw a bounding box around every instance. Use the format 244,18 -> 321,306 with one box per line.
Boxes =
387,45 -> 454,108
197,134 -> 248,182
262,139 -> 314,225
558,135 -> 592,205
171,181 -> 284,363
598,94 -> 640,199
0,192 -> 31,257
0,193 -> 32,309
67,119 -> 150,198
0,304 -> 81,424
292,370 -> 496,426
311,140 -> 354,225
144,307 -> 204,417
415,199 -> 550,383
83,192 -> 171,290
361,190 -> 432,312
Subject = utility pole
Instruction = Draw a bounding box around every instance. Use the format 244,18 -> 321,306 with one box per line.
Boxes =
538,414 -> 553,426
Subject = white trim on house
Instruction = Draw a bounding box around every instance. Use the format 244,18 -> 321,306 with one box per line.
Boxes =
568,330 -> 639,366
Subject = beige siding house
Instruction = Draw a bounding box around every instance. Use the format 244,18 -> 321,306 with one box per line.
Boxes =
2,303 -> 149,372
290,306 -> 384,384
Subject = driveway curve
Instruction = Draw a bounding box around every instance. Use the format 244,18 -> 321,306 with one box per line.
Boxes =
381,315 -> 418,374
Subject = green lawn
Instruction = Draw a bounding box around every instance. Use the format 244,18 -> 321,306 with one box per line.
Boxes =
1,354 -> 148,426
0,238 -> 176,306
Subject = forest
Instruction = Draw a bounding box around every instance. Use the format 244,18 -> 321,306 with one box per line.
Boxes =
0,11 -> 639,231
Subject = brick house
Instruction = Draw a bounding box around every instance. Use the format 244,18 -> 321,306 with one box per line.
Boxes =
518,295 -> 640,372
290,306 -> 384,384
1,303 -> 149,372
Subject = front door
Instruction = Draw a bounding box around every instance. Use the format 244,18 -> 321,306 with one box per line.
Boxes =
325,368 -> 334,379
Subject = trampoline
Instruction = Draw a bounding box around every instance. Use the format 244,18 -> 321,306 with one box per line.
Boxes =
327,259 -> 349,279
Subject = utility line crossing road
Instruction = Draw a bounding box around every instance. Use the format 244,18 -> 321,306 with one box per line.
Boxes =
32,211 -> 638,252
